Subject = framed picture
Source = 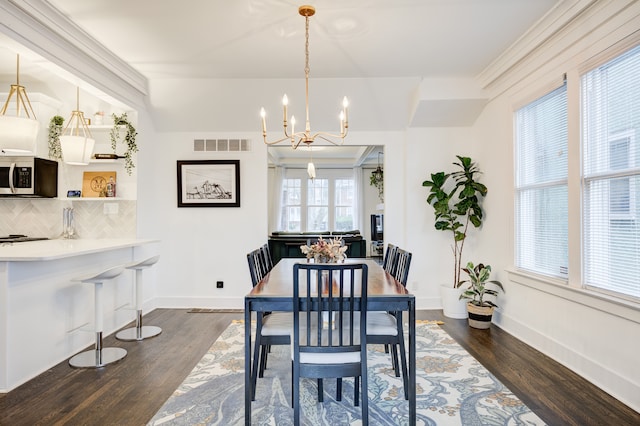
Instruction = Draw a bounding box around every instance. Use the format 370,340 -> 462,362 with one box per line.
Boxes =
177,160 -> 240,207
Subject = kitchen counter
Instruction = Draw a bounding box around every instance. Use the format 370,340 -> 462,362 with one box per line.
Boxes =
0,238 -> 160,392
0,238 -> 159,261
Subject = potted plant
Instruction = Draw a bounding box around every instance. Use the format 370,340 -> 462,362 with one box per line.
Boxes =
47,115 -> 64,161
370,151 -> 384,203
110,112 -> 138,175
422,155 -> 487,318
459,262 -> 505,329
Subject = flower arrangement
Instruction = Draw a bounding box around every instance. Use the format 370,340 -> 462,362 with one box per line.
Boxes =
300,236 -> 348,263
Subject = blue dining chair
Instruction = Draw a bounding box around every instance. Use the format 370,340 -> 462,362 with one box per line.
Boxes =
291,262 -> 369,425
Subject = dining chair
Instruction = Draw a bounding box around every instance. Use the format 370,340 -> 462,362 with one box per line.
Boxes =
382,243 -> 398,275
292,262 -> 369,425
247,246 -> 291,400
367,246 -> 412,399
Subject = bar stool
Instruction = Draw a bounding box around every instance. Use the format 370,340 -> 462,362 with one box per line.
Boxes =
69,265 -> 127,368
116,255 -> 162,341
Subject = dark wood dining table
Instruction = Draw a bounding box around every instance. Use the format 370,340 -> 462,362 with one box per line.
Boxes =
244,257 -> 416,425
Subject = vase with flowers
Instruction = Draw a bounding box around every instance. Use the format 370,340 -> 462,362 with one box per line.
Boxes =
300,236 -> 348,263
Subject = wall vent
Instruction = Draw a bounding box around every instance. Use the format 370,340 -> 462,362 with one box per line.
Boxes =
193,139 -> 251,152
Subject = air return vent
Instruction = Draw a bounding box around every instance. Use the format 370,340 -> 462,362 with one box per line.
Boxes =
193,139 -> 251,152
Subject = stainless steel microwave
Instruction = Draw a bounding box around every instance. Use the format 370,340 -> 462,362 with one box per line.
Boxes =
0,156 -> 58,197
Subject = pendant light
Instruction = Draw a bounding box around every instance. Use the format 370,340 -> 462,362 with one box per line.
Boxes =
260,5 -> 349,151
0,55 -> 39,154
59,88 -> 95,165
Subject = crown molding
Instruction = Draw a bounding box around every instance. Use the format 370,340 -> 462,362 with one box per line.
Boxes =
477,0 -> 597,92
0,0 -> 147,108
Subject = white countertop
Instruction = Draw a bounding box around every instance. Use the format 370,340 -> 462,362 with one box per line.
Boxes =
0,238 -> 159,261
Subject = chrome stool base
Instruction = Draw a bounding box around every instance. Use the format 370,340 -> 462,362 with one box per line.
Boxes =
116,325 -> 162,341
69,347 -> 127,368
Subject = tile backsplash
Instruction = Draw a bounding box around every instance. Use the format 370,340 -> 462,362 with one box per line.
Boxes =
0,199 -> 136,239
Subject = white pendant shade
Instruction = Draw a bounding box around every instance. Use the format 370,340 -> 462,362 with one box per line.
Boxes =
60,135 -> 95,165
0,114 -> 39,154
307,161 -> 316,179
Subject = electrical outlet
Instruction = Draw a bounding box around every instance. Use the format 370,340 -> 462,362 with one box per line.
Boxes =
216,281 -> 224,288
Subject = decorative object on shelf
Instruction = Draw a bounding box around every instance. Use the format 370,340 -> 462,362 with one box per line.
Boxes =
82,170 -> 117,197
48,115 -> 64,160
0,54 -> 39,153
260,5 -> 348,151
370,151 -> 384,203
300,236 -> 348,263
422,155 -> 487,289
93,111 -> 105,125
59,88 -> 95,165
459,262 -> 505,329
177,160 -> 240,207
106,175 -> 116,197
110,112 -> 138,175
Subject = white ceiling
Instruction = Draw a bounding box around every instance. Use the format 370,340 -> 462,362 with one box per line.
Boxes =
0,0 -> 560,165
44,0 -> 559,80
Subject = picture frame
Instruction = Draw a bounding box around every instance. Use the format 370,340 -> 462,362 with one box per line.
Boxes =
177,160 -> 240,207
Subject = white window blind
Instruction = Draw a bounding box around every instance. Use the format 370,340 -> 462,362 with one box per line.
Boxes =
515,84 -> 568,278
582,44 -> 640,301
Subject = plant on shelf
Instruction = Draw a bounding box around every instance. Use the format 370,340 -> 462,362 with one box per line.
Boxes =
459,262 -> 505,329
47,115 -> 64,161
110,112 -> 138,175
422,155 -> 487,288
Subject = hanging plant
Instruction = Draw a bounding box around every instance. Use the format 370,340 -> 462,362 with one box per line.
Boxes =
370,167 -> 384,203
110,112 -> 138,175
369,152 -> 384,203
48,115 -> 64,161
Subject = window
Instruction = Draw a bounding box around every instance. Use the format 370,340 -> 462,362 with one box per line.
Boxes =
307,178 -> 328,231
582,44 -> 640,300
514,84 -> 569,279
335,178 -> 354,231
280,178 -> 301,231
278,170 -> 358,232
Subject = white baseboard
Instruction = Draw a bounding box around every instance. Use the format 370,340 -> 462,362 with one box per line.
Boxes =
494,311 -> 640,413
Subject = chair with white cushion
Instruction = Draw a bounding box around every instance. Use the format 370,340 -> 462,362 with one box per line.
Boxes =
116,255 -> 162,341
292,262 -> 369,424
69,265 -> 127,368
247,246 -> 291,400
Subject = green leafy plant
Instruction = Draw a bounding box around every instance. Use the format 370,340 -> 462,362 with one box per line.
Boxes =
110,112 -> 138,175
422,155 -> 487,288
459,262 -> 505,307
48,115 -> 64,161
370,167 -> 383,202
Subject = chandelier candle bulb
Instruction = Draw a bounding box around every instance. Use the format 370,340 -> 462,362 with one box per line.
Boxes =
282,94 -> 288,125
260,108 -> 266,133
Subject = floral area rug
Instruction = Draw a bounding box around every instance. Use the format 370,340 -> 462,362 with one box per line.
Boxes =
148,320 -> 546,425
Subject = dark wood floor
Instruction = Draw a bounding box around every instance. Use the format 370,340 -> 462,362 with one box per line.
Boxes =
0,309 -> 638,425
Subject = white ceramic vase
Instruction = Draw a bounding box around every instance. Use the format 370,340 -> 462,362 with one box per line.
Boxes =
439,284 -> 468,319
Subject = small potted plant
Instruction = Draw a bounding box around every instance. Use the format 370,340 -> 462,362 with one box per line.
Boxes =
459,262 -> 505,329
110,112 -> 138,175
47,115 -> 64,161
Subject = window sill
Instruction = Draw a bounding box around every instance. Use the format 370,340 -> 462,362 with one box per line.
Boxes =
507,268 -> 640,324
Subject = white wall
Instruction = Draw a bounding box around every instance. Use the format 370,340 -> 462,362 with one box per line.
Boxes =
469,2 -> 640,412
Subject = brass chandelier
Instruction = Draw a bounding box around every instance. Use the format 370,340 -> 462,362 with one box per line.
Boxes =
260,5 -> 349,149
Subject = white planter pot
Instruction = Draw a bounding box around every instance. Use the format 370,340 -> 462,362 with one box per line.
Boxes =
440,284 -> 468,319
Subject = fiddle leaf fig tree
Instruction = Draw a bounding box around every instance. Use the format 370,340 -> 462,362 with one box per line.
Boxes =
422,155 -> 487,288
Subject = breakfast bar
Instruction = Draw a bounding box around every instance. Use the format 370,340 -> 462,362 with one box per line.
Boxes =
0,238 -> 159,392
